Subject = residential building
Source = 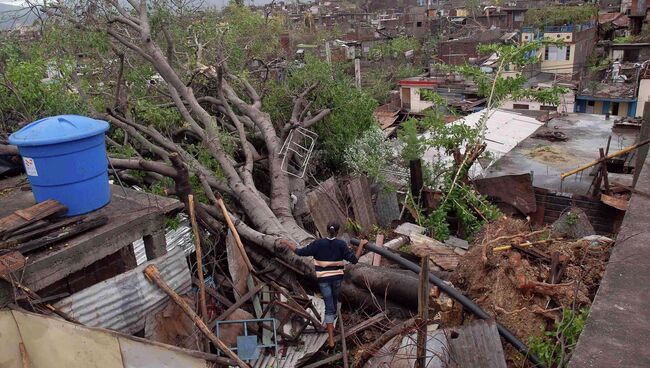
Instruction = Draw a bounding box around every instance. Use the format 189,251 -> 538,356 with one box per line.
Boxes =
522,22 -> 597,77
398,74 -> 483,113
575,82 -> 637,117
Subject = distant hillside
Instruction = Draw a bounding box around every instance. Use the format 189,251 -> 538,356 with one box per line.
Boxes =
0,3 -> 38,30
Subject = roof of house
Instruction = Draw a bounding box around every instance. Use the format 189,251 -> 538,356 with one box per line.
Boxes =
598,12 -> 630,28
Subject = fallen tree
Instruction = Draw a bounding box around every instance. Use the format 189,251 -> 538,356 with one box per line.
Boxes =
0,0 -> 429,311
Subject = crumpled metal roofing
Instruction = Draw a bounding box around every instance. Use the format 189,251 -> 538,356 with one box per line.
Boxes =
54,246 -> 191,335
251,296 -> 328,368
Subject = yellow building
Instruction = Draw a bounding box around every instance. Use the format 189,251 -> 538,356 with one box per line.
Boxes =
521,24 -> 597,77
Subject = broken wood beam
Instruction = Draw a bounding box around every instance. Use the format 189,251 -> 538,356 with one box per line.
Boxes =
600,148 -> 611,195
303,353 -> 344,368
15,215 -> 108,254
214,282 -> 266,323
275,300 -> 325,332
354,317 -> 417,368
188,195 -> 209,352
337,308 -> 350,368
19,342 -> 29,368
416,257 -> 430,368
0,216 -> 84,248
372,234 -> 384,266
143,264 -> 250,368
0,200 -> 68,238
216,197 -> 254,272
0,251 -> 26,276
334,313 -> 387,343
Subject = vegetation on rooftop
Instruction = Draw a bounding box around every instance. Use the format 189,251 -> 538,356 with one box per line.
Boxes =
524,5 -> 597,28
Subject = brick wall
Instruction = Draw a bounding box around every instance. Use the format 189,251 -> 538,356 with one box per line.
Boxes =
534,188 -> 625,235
38,245 -> 136,302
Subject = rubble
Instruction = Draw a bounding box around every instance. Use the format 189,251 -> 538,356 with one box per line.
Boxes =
452,217 -> 614,365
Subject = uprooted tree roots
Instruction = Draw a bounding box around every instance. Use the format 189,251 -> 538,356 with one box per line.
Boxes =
451,218 -> 612,366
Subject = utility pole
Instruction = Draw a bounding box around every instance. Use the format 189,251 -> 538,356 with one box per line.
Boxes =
325,41 -> 331,65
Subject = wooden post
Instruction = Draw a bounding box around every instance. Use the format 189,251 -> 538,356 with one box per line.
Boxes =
354,58 -> 361,89
372,234 -> 384,266
325,41 -> 332,65
599,148 -> 611,195
188,195 -> 209,351
216,198 -> 254,272
415,257 -> 430,368
337,308 -> 350,368
143,265 -> 250,368
19,343 -> 29,368
410,159 -> 425,208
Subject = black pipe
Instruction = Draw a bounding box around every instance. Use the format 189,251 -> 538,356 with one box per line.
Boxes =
351,239 -> 545,368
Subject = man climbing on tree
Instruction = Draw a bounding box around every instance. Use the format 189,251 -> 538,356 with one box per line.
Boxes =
279,221 -> 367,347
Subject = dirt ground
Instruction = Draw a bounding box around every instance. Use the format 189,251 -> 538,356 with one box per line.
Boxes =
450,218 -> 613,367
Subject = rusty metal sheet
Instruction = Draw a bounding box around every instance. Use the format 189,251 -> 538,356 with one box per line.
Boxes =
307,178 -> 348,237
474,174 -> 537,215
600,194 -> 629,211
347,176 -> 377,233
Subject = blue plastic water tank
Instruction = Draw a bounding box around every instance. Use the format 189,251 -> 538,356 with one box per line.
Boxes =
9,115 -> 111,216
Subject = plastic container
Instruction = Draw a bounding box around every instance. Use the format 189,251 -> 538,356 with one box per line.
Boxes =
9,115 -> 111,216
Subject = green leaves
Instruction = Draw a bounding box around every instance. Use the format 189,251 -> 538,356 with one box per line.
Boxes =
529,308 -> 589,367
368,36 -> 420,60
263,55 -> 378,168
524,5 -> 597,28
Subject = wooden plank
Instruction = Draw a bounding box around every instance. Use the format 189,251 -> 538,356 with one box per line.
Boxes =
0,251 -> 26,276
15,216 -> 109,254
213,282 -> 265,325
372,234 -> 384,266
334,313 -> 386,343
410,234 -> 460,271
0,216 -> 85,249
307,178 -> 348,237
347,176 -> 377,233
601,194 -> 629,211
0,200 -> 67,237
416,257 -> 430,368
302,353 -> 343,368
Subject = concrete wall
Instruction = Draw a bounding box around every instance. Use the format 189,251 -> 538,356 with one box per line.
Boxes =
568,145 -> 650,367
401,86 -> 434,113
540,28 -> 596,76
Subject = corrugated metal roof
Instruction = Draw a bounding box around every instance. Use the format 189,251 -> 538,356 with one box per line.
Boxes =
132,216 -> 194,266
251,296 -> 328,368
54,246 -> 191,335
422,109 -> 543,177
